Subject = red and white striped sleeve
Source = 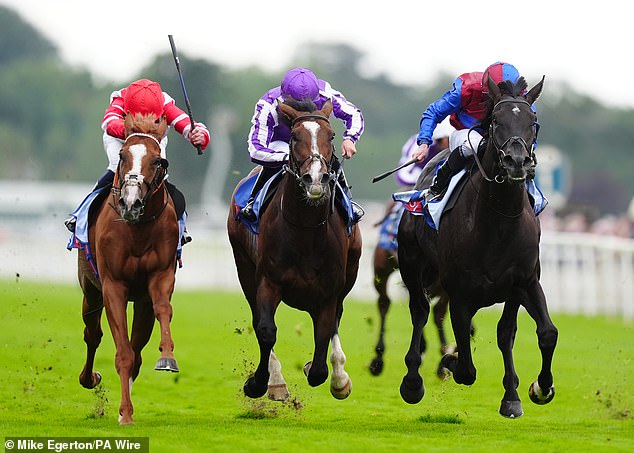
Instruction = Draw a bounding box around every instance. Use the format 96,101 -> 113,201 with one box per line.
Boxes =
101,89 -> 126,139
162,92 -> 210,150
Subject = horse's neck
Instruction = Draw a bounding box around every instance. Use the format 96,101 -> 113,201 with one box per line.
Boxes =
476,145 -> 526,217
279,175 -> 330,227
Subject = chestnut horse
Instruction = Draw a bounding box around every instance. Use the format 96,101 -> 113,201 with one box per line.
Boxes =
77,113 -> 180,425
369,200 -> 454,378
227,99 -> 362,401
397,75 -> 558,418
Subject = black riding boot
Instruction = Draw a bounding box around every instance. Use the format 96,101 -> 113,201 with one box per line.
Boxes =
427,148 -> 468,202
241,166 -> 278,222
165,181 -> 192,245
64,170 -> 115,232
337,168 -> 364,223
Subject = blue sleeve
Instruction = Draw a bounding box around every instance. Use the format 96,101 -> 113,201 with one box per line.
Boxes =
417,78 -> 463,145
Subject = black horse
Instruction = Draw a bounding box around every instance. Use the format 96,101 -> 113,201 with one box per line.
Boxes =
397,75 -> 558,418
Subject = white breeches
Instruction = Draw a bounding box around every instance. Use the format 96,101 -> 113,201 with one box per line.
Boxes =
449,129 -> 483,158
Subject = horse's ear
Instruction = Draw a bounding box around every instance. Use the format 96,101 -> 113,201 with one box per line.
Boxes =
319,99 -> 333,117
526,75 -> 545,105
486,74 -> 501,102
123,113 -> 135,136
278,102 -> 298,122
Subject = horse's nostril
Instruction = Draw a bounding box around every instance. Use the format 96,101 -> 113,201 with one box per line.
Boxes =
320,173 -> 331,185
502,155 -> 515,168
301,174 -> 313,186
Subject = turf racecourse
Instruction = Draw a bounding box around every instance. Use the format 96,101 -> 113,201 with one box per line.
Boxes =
1,280 -> 632,452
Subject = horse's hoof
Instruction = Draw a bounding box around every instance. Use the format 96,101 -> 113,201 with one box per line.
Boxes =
303,361 -> 312,377
529,381 -> 555,405
118,413 -> 135,425
331,379 -> 352,400
369,358 -> 384,376
244,377 -> 267,399
400,377 -> 425,404
80,371 -> 102,389
436,364 -> 451,381
267,383 -> 290,401
499,400 -> 524,418
154,357 -> 179,372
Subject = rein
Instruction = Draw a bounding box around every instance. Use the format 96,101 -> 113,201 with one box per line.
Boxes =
110,133 -> 170,224
471,97 -> 538,184
279,113 -> 335,228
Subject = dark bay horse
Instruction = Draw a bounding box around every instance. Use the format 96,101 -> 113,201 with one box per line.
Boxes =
369,200 -> 454,378
77,113 -> 180,425
227,99 -> 362,401
397,75 -> 558,418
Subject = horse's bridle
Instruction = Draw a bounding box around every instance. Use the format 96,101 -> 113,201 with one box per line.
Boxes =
471,97 -> 539,183
283,114 -> 336,185
110,132 -> 169,222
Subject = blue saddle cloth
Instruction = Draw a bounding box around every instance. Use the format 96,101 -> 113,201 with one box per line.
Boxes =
234,170 -> 356,235
394,172 -> 548,231
66,185 -> 186,280
377,203 -> 404,251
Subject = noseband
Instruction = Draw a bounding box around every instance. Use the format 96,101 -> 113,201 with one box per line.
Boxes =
283,114 -> 336,184
473,98 -> 539,183
111,133 -> 169,222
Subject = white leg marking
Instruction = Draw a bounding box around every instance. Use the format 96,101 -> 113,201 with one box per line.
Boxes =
329,333 -> 350,390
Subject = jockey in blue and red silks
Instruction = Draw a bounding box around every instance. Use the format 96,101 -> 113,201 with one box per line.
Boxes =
411,61 -> 546,214
240,67 -> 365,222
64,79 -> 210,244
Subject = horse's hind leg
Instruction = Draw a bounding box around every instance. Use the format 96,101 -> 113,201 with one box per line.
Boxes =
444,299 -> 476,386
148,275 -> 179,372
130,298 -> 155,380
497,300 -> 524,418
79,282 -> 104,389
305,302 -> 338,389
523,281 -> 558,406
267,350 -> 289,401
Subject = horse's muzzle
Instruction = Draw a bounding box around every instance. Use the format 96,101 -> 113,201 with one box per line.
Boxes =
501,154 -> 534,183
301,172 -> 332,200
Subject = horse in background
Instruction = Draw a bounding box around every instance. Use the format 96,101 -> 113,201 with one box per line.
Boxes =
77,113 -> 180,425
397,75 -> 558,418
369,199 -> 455,378
227,99 -> 362,401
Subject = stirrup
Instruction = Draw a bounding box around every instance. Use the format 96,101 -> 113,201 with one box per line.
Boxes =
241,200 -> 257,222
64,216 -> 76,232
351,202 -> 365,224
181,231 -> 193,246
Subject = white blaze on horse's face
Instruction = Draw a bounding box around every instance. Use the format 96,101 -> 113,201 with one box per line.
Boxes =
302,121 -> 326,199
121,144 -> 146,212
512,106 -> 521,116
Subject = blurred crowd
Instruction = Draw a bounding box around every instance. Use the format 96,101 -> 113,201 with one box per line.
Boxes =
540,197 -> 634,238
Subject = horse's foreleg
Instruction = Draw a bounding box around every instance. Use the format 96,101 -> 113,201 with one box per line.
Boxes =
130,298 -> 155,380
245,281 -> 280,399
523,281 -> 558,406
370,261 -> 392,376
267,350 -> 289,401
102,282 -> 135,425
329,331 -> 352,399
79,285 -> 104,389
497,300 -> 523,418
148,274 -> 178,372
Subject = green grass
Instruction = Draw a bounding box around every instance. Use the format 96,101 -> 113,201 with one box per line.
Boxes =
1,280 -> 632,452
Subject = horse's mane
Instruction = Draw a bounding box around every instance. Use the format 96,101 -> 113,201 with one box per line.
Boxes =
124,113 -> 167,138
482,76 -> 529,131
283,98 -> 318,113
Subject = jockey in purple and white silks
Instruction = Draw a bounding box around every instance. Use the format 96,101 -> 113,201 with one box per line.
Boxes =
240,67 -> 365,222
410,61 -> 547,215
